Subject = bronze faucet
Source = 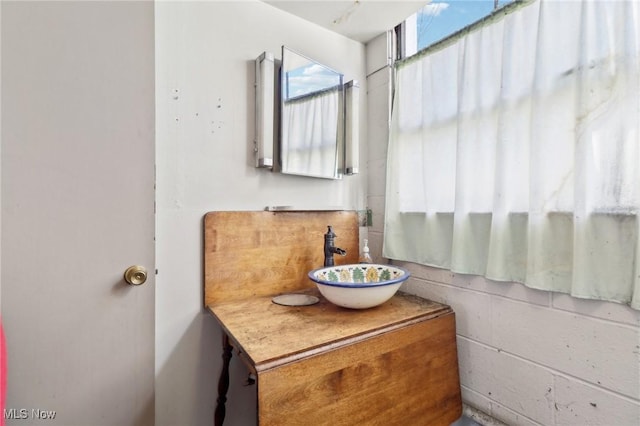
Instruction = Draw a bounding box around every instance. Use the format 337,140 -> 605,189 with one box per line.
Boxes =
324,225 -> 346,266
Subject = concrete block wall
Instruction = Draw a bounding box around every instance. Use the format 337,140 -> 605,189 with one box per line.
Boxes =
365,33 -> 640,426
365,32 -> 392,266
401,266 -> 640,425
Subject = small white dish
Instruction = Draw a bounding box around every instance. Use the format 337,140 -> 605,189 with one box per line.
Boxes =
271,294 -> 319,306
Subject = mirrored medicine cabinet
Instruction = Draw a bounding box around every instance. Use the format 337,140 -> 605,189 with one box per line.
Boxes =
255,46 -> 359,180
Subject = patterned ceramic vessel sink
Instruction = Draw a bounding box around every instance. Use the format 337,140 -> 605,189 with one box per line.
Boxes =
308,264 -> 410,309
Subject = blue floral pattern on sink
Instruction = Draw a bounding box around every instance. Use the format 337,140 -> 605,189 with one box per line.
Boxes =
309,264 -> 409,288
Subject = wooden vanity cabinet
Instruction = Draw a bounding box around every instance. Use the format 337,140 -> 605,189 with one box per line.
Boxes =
257,307 -> 460,425
204,211 -> 462,426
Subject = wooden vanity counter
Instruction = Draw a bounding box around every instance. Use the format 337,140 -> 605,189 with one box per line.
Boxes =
204,211 -> 462,426
208,288 -> 452,371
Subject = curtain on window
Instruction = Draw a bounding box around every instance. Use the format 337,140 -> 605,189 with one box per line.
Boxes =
281,88 -> 340,177
384,0 -> 640,309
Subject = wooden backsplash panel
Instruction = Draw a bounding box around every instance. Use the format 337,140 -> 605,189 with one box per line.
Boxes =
204,211 -> 359,306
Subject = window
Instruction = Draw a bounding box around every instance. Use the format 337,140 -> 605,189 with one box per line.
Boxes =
397,0 -> 518,59
385,0 -> 640,309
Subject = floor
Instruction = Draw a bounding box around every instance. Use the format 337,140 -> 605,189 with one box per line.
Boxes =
452,415 -> 483,426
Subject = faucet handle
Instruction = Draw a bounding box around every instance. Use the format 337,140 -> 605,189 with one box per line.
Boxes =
325,225 -> 336,238
325,226 -> 337,244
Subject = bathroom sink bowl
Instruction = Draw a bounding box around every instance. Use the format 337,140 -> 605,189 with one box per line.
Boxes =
308,264 -> 410,309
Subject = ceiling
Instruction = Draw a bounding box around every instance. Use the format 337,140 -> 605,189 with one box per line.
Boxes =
264,0 -> 430,43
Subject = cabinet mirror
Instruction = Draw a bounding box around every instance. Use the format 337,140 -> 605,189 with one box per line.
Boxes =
279,46 -> 344,179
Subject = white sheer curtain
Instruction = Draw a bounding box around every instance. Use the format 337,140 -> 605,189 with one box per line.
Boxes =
384,0 -> 640,309
281,88 -> 340,177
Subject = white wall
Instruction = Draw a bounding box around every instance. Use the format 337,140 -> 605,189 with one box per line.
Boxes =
365,33 -> 640,426
155,2 -> 367,425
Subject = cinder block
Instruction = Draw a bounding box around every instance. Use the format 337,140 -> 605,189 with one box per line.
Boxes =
396,262 -> 455,285
554,375 -> 640,425
461,385 -> 492,416
456,337 -> 555,425
366,77 -> 391,163
456,337 -> 493,395
552,293 -> 640,327
366,232 -> 386,265
462,385 -> 542,426
405,279 -> 491,342
489,401 -> 542,426
367,195 -> 385,233
452,273 -> 550,306
367,158 -> 387,197
492,297 -> 640,399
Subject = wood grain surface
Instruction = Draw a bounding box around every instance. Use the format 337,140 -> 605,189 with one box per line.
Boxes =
258,312 -> 462,426
208,289 -> 451,369
204,211 -> 359,306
